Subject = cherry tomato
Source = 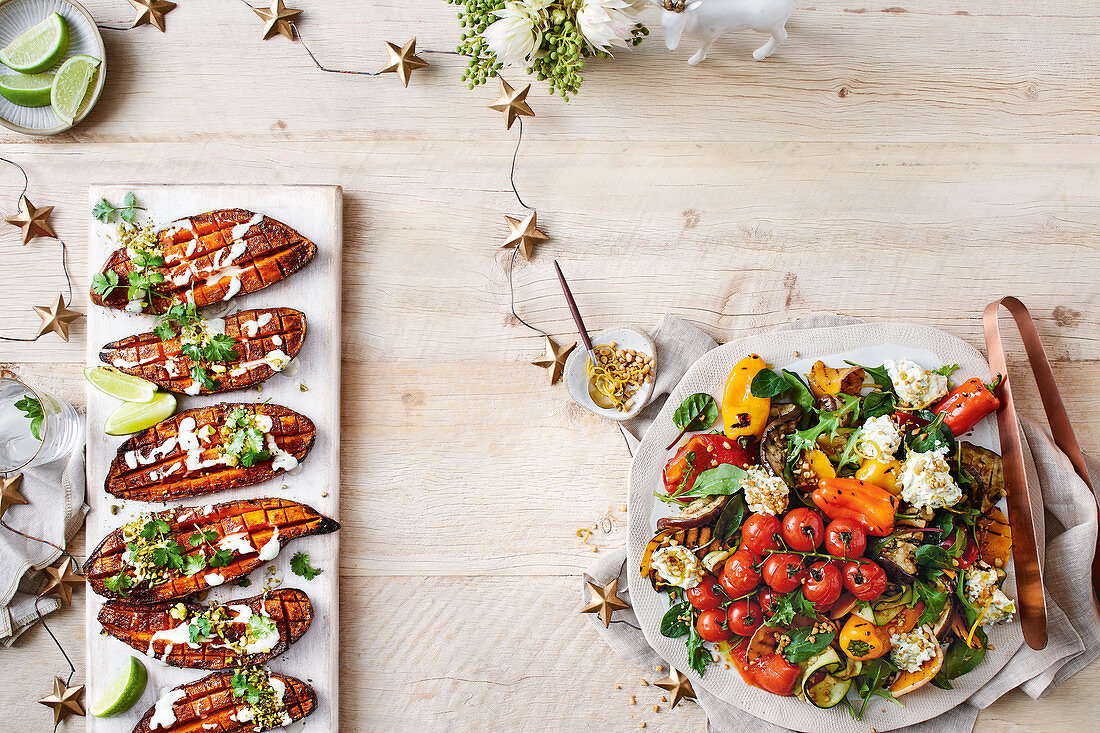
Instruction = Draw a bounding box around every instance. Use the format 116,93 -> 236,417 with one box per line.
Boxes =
696,607 -> 732,643
686,575 -> 725,611
720,550 -> 761,598
726,599 -> 764,636
758,588 -> 782,617
762,553 -> 804,593
750,653 -> 802,696
782,508 -> 825,552
741,513 -> 783,555
843,560 -> 889,601
824,517 -> 867,559
802,561 -> 843,607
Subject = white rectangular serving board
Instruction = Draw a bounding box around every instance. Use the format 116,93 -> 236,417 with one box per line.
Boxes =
84,184 -> 342,733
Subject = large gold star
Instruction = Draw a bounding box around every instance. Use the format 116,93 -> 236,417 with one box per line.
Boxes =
532,335 -> 575,386
127,0 -> 177,32
38,557 -> 84,608
502,212 -> 549,262
252,0 -> 302,41
655,667 -> 697,710
0,473 -> 28,521
488,78 -> 534,130
38,677 -> 85,724
33,293 -> 83,342
380,39 -> 429,87
580,574 -> 630,627
5,195 -> 55,245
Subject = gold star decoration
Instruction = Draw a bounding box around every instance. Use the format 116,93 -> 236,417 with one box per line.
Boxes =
380,39 -> 429,87
502,212 -> 549,262
488,78 -> 534,130
655,667 -> 697,710
127,0 -> 176,32
0,473 -> 28,521
580,574 -> 630,627
252,0 -> 302,41
38,557 -> 83,608
532,335 -> 576,386
5,195 -> 56,245
38,676 -> 85,725
33,293 -> 83,342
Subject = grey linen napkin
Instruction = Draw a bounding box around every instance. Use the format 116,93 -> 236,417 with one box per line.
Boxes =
584,314 -> 1100,732
0,447 -> 87,644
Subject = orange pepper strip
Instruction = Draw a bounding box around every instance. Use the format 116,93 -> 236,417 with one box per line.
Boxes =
811,478 -> 899,537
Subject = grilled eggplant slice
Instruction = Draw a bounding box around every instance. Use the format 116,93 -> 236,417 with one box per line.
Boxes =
100,307 -> 307,395
99,589 -> 313,669
132,670 -> 315,733
105,403 -> 315,502
960,441 -> 1006,512
84,499 -> 339,602
90,209 -> 317,314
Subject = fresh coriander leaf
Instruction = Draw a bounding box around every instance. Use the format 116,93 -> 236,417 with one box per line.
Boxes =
239,448 -> 271,468
661,601 -> 692,638
209,548 -> 235,568
182,553 -> 207,576
290,551 -> 323,580
204,333 -> 238,362
153,319 -> 177,341
190,366 -> 217,391
103,572 -> 133,594
91,270 -> 120,297
933,363 -> 960,377
237,578 -> 252,587
92,199 -> 115,223
14,396 -> 43,440
247,614 -> 277,639
188,616 -> 213,643
782,625 -> 836,664
123,192 -> 137,208
243,429 -> 264,454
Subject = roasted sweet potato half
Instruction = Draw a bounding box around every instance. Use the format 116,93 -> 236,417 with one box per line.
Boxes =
90,209 -> 317,314
99,589 -> 313,669
131,670 -> 316,733
84,498 -> 339,603
100,307 -> 307,395
105,402 -> 315,502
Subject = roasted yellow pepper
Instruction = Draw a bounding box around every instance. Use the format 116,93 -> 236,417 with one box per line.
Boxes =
855,458 -> 903,495
722,354 -> 770,441
839,614 -> 889,660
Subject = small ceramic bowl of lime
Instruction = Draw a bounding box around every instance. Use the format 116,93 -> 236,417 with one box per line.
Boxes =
0,0 -> 105,135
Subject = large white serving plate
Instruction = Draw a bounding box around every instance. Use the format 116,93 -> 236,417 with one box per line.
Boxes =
627,322 -> 1023,732
84,185 -> 342,733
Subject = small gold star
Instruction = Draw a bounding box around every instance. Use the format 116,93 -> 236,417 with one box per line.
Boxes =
380,39 -> 429,87
580,574 -> 630,627
38,676 -> 85,724
502,212 -> 549,262
127,0 -> 177,32
655,668 -> 697,710
0,473 -> 28,520
252,0 -> 302,41
532,335 -> 575,386
33,293 -> 83,342
39,557 -> 84,608
5,196 -> 55,245
488,78 -> 534,130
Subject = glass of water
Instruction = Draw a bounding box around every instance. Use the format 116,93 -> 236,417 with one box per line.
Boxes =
0,373 -> 83,473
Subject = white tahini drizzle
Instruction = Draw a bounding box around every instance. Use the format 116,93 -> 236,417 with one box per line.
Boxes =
149,688 -> 186,729
217,532 -> 256,557
258,526 -> 281,561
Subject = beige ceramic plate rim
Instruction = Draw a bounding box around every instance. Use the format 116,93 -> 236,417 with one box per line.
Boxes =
0,0 -> 106,136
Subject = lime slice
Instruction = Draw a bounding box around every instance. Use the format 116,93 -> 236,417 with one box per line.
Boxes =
0,73 -> 54,107
50,54 -> 98,125
104,391 -> 176,436
0,13 -> 69,74
85,366 -> 158,403
90,656 -> 147,718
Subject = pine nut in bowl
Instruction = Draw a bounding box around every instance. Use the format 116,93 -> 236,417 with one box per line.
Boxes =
564,326 -> 657,421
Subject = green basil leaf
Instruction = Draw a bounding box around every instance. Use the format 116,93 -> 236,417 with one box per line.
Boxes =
673,393 -> 719,432
751,370 -> 789,399
933,632 -> 987,689
713,494 -> 746,543
782,626 -> 836,664
862,390 -> 896,419
661,601 -> 691,638
915,544 -> 952,571
780,370 -> 817,413
673,464 -> 746,499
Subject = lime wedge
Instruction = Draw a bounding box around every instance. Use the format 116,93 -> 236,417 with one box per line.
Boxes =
0,73 -> 54,107
90,656 -> 147,718
104,391 -> 176,436
0,13 -> 69,74
85,366 -> 158,403
50,54 -> 98,125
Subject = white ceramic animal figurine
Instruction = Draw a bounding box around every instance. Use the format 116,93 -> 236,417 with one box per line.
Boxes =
654,0 -> 797,66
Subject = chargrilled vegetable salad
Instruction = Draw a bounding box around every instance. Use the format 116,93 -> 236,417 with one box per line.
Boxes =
643,355 -> 1012,718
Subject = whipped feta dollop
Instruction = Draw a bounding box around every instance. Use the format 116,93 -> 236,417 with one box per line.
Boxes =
651,544 -> 704,589
857,415 -> 903,460
965,562 -> 1016,624
890,624 -> 940,673
900,447 -> 962,511
884,359 -> 949,408
741,466 -> 789,515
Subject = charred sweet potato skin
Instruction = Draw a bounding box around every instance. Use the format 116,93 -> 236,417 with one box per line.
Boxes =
90,209 -> 317,314
99,307 -> 307,395
84,499 -> 339,603
105,403 -> 315,502
98,589 -> 313,669
130,671 -> 316,733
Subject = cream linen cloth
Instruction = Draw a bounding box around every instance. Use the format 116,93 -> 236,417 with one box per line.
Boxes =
585,315 -> 1100,732
0,447 -> 86,644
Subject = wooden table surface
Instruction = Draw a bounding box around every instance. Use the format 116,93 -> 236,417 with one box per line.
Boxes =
1,0 -> 1097,730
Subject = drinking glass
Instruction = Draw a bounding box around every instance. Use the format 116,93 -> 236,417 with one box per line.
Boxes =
0,373 -> 83,473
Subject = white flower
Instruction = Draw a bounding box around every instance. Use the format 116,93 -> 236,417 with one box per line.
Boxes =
483,0 -> 551,67
576,0 -> 643,53
651,544 -> 704,589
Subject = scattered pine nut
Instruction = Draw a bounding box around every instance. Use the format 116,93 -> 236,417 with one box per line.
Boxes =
639,678 -> 648,686
653,705 -> 660,713
629,695 -> 636,705
655,665 -> 664,672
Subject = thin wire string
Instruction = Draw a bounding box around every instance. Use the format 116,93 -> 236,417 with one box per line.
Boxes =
0,518 -> 81,569
0,157 -> 76,342
35,596 -> 77,733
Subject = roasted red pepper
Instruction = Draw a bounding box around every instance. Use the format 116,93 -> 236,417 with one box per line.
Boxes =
931,376 -> 1002,436
812,478 -> 899,537
664,433 -> 757,498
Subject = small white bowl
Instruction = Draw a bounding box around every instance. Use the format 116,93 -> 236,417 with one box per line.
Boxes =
564,326 -> 657,422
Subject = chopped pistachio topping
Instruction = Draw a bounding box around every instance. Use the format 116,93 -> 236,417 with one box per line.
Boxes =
230,666 -> 287,729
